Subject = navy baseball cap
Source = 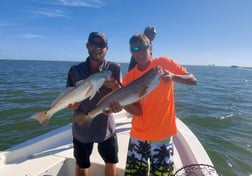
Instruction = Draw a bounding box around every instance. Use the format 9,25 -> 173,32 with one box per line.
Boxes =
88,32 -> 108,45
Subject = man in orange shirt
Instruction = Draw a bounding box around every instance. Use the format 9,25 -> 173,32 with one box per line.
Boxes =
122,34 -> 197,176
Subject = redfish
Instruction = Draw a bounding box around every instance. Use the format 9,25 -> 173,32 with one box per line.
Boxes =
31,71 -> 111,126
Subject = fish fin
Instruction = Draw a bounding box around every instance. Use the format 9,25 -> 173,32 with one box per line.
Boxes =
96,90 -> 116,106
88,78 -> 105,100
87,83 -> 98,100
30,111 -> 53,127
75,79 -> 84,86
52,87 -> 74,107
139,86 -> 148,98
71,113 -> 93,127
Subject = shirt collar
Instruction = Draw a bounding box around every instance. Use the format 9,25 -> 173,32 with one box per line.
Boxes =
86,57 -> 107,72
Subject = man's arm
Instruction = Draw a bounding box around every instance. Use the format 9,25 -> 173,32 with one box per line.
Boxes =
161,69 -> 197,85
124,102 -> 142,116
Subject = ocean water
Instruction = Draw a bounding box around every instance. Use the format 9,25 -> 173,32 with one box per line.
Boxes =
0,60 -> 252,176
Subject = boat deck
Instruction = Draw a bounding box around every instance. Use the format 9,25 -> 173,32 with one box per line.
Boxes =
0,111 -> 214,176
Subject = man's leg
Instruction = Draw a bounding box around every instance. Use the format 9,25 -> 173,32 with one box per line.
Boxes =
75,164 -> 88,176
98,134 -> 119,176
105,163 -> 116,176
73,138 -> 93,176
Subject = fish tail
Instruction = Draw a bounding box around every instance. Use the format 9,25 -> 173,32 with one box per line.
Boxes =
30,111 -> 53,127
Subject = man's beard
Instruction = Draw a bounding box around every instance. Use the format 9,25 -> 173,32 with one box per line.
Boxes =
89,51 -> 105,62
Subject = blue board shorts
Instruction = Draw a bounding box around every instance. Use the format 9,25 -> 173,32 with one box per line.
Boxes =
73,134 -> 118,168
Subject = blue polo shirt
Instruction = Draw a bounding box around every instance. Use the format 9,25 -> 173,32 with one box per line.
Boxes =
66,57 -> 122,143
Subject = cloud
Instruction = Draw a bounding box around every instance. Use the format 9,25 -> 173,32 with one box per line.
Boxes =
34,8 -> 69,17
30,1 -> 105,18
21,33 -> 44,39
57,0 -> 105,8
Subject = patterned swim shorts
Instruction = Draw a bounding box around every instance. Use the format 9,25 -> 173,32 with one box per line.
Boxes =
125,136 -> 174,176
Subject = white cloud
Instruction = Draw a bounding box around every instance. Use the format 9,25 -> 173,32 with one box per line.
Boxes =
58,0 -> 105,7
21,33 -> 44,39
35,8 -> 69,17
29,0 -> 105,19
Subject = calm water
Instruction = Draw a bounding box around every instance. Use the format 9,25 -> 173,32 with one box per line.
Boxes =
0,60 -> 252,176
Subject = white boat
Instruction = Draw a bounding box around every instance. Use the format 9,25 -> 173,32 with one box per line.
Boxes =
0,111 -> 218,176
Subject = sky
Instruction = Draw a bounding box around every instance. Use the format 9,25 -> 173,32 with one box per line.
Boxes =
0,0 -> 252,67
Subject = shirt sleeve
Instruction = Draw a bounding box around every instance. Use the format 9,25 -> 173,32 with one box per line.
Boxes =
156,57 -> 187,74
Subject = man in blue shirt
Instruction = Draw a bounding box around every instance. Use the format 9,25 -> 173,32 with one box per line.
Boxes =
66,32 -> 122,176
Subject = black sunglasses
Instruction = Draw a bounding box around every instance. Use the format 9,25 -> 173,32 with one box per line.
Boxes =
88,42 -> 107,49
131,45 -> 149,52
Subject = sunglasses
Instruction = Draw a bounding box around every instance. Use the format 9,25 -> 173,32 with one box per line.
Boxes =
131,45 -> 149,52
88,42 -> 107,49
